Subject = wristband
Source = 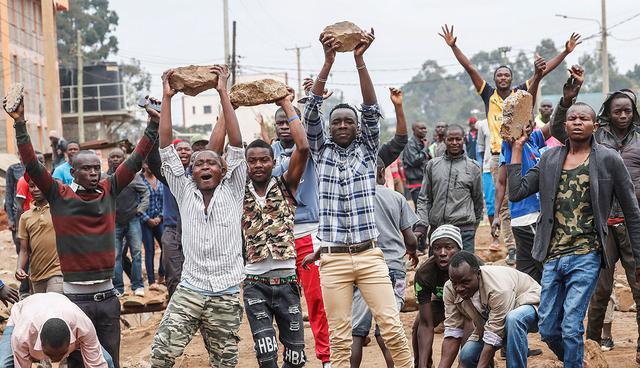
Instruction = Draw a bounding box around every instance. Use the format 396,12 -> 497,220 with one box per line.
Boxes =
356,64 -> 366,70
287,115 -> 300,123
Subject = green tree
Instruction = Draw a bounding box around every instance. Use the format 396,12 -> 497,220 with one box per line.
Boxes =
578,51 -> 637,93
57,0 -> 119,67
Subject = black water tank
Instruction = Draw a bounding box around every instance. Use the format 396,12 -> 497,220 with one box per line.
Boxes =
59,62 -> 124,113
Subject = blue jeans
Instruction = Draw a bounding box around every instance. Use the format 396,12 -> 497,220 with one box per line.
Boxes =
0,326 -> 115,368
352,269 -> 406,337
482,172 -> 495,217
458,305 -> 536,368
539,252 -> 601,368
141,221 -> 165,285
460,228 -> 476,253
114,217 -> 144,293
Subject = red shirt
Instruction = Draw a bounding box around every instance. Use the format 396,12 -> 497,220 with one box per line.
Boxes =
15,177 -> 31,212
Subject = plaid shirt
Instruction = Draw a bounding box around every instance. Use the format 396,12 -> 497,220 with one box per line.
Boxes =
304,93 -> 381,244
140,174 -> 164,222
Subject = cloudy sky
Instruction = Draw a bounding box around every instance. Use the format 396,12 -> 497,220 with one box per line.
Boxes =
109,0 -> 640,119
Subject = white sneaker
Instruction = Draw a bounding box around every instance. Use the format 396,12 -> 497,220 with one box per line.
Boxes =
134,288 -> 145,297
323,363 -> 332,368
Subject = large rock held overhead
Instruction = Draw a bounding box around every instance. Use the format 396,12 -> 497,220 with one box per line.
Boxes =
230,79 -> 290,107
500,89 -> 533,141
169,65 -> 223,96
323,21 -> 364,52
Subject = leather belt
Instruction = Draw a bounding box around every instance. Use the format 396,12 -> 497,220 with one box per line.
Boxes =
320,240 -> 376,254
245,274 -> 298,286
65,288 -> 118,302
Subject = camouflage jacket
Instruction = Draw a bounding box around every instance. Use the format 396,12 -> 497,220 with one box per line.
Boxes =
243,177 -> 297,264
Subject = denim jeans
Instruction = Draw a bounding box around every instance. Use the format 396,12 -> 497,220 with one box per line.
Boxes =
0,326 -> 115,368
457,305 -> 536,368
460,228 -> 476,253
352,269 -> 406,337
243,280 -> 306,367
539,252 -> 601,367
114,217 -> 144,293
141,221 -> 165,285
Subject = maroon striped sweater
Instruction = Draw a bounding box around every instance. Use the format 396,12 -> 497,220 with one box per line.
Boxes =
15,120 -> 158,282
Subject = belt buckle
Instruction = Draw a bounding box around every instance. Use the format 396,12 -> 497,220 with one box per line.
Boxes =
269,277 -> 280,286
93,292 -> 105,302
348,244 -> 359,254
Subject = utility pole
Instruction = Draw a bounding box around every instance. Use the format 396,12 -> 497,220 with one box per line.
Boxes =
223,0 -> 230,66
601,0 -> 609,94
286,45 -> 311,99
231,21 -> 237,85
76,29 -> 84,143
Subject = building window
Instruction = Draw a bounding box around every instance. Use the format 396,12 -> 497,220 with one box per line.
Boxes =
192,106 -> 196,114
203,105 -> 212,114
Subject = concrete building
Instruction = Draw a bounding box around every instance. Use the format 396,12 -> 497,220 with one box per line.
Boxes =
181,72 -> 290,143
0,0 -> 67,153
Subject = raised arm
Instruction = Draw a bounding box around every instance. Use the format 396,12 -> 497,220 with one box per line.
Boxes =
439,24 -> 484,92
255,113 -> 271,143
354,28 -> 376,105
113,118 -> 158,195
379,88 -> 409,167
5,100 -> 56,200
212,65 -> 242,147
527,54 -> 546,105
538,33 -> 581,78
507,135 -> 541,202
143,97 -> 167,186
207,109 -> 227,154
305,34 -> 339,156
159,70 -> 177,149
279,94 -> 309,196
549,65 -> 584,142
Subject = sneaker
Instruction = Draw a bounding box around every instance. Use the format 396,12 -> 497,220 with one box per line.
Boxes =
323,363 -> 332,368
600,337 -> 614,351
134,288 -> 145,297
528,348 -> 543,357
505,249 -> 516,266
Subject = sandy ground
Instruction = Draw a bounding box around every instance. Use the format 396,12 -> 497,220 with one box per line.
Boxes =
0,225 -> 638,367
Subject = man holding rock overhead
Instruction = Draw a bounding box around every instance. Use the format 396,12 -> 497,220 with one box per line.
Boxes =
302,24 -> 413,368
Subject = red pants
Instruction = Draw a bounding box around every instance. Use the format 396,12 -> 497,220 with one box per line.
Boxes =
295,233 -> 331,363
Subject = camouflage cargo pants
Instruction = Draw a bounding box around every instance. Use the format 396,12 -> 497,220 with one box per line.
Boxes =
150,285 -> 243,367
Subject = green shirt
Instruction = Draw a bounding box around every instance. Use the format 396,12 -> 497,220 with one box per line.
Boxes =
547,157 -> 600,261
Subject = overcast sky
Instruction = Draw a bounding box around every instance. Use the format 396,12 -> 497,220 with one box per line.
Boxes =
109,0 -> 640,120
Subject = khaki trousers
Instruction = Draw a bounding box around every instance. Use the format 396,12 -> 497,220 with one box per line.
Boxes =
319,247 -> 413,368
490,154 -> 515,251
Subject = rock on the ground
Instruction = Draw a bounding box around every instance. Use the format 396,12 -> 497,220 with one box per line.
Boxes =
500,90 -> 533,141
529,360 -> 563,368
169,65 -> 223,96
402,270 -> 418,312
584,339 -> 609,368
615,283 -> 636,312
476,246 -> 507,263
229,79 -> 290,107
322,21 -> 364,52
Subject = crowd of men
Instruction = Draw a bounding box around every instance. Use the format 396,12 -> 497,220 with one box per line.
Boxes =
0,22 -> 639,368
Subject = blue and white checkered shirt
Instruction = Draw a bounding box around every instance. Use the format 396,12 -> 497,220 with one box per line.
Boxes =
304,93 -> 381,245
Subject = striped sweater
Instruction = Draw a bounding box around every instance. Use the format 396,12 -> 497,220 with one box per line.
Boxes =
15,120 -> 158,282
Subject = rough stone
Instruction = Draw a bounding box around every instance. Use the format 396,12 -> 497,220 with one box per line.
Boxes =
500,89 -> 533,141
583,339 -> 609,368
3,83 -> 23,113
614,283 -> 635,312
402,270 -> 418,312
229,79 -> 290,107
323,21 -> 364,52
168,65 -> 222,96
